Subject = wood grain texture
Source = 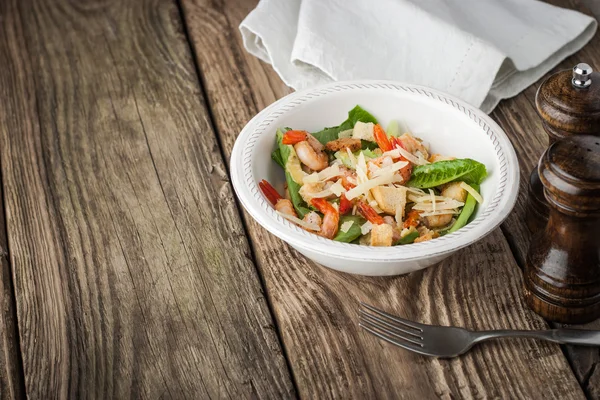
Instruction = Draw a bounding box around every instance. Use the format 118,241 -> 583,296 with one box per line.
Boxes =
0,0 -> 294,397
180,0 -> 585,397
0,173 -> 24,399
491,1 -> 600,397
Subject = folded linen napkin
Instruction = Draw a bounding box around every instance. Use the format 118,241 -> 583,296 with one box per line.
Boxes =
240,0 -> 597,113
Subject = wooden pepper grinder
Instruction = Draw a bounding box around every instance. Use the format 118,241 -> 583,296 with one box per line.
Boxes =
524,135 -> 600,323
526,63 -> 600,232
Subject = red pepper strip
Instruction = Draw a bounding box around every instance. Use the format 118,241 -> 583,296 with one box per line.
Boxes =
373,124 -> 393,152
282,130 -> 308,145
357,201 -> 385,225
339,194 -> 353,215
259,179 -> 283,205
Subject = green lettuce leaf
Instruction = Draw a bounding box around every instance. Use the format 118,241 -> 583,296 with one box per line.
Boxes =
311,105 -> 378,145
407,159 -> 487,189
271,149 -> 284,168
395,230 -> 419,245
333,216 -> 366,243
447,184 -> 479,233
276,128 -> 311,218
386,120 -> 400,137
333,148 -> 382,168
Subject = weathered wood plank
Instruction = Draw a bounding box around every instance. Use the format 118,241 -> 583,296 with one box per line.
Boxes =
491,1 -> 600,397
0,0 -> 294,397
0,176 -> 24,399
180,0 -> 586,397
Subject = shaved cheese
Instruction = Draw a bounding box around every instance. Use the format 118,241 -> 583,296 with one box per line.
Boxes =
300,165 -> 341,184
371,160 -> 409,178
419,210 -> 460,217
346,176 -> 357,186
412,200 -> 465,211
331,202 -> 339,212
302,173 -> 320,184
276,211 -> 321,231
361,221 -> 373,235
406,187 -> 427,196
345,172 -> 398,200
340,220 -> 354,233
318,165 -> 341,181
429,189 -> 436,212
395,203 -> 403,226
414,194 -> 454,203
346,147 -> 357,169
338,129 -> 354,139
408,194 -> 421,203
329,180 -> 346,197
395,146 -> 429,166
460,182 -> 484,204
352,204 -> 358,216
356,152 -> 369,184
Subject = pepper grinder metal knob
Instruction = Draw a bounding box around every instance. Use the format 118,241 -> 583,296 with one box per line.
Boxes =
573,63 -> 592,89
526,62 -> 600,233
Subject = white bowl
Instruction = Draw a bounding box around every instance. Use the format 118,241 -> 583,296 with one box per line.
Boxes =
230,81 -> 519,276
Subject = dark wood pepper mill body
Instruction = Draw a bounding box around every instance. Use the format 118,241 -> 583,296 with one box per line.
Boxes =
526,63 -> 600,232
524,136 -> 600,323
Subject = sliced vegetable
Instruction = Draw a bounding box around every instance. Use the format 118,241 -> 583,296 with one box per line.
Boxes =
407,159 -> 487,189
311,105 -> 378,145
282,130 -> 308,145
339,194 -> 353,215
334,216 -> 366,242
447,184 -> 479,233
396,230 -> 419,245
277,128 -> 311,218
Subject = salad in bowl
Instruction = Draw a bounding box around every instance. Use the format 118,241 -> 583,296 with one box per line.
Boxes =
260,106 -> 487,247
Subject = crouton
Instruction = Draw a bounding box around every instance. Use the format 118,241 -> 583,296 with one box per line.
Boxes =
352,121 -> 375,142
441,181 -> 467,202
325,138 -> 362,153
414,226 -> 440,243
370,224 -> 393,246
370,186 -> 407,215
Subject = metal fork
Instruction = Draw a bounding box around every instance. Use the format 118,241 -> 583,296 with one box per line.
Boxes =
359,302 -> 600,358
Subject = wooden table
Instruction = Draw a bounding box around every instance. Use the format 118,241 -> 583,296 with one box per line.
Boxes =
0,0 -> 599,398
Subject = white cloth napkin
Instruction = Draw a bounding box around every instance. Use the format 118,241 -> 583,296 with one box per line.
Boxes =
240,0 -> 597,113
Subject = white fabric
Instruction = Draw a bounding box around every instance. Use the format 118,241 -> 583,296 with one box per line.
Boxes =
240,0 -> 597,113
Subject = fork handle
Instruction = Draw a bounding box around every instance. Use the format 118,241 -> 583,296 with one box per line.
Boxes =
473,328 -> 600,346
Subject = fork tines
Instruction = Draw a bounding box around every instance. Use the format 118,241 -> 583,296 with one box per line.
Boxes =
359,302 -> 426,352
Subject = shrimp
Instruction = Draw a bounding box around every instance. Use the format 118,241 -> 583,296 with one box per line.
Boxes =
403,209 -> 421,229
357,201 -> 385,225
311,198 -> 340,239
423,213 -> 453,228
339,166 -> 358,190
282,130 -> 328,171
397,133 -> 429,159
302,211 -> 322,231
259,179 -> 297,216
